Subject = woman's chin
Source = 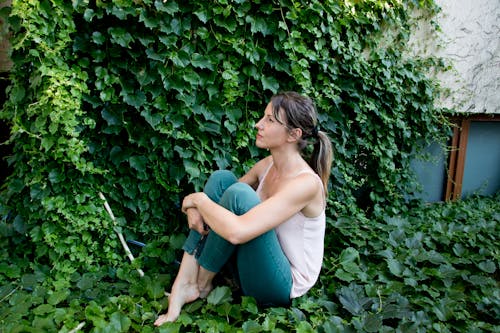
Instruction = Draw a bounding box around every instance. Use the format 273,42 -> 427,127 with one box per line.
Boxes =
255,142 -> 266,149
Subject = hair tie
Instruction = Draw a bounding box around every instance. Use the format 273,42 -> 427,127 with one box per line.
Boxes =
312,125 -> 319,138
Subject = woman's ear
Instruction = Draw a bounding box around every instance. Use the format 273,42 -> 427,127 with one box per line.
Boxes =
287,128 -> 302,142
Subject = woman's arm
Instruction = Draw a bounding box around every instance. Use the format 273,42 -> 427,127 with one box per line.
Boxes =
182,172 -> 319,244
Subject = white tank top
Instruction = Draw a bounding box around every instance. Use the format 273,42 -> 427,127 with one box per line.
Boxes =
256,163 -> 326,298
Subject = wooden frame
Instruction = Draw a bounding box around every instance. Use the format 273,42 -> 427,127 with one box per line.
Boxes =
445,114 -> 500,201
445,119 -> 469,200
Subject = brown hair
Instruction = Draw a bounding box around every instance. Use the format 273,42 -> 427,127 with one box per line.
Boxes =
270,92 -> 333,193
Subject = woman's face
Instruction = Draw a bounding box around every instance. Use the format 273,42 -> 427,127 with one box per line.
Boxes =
255,102 -> 290,149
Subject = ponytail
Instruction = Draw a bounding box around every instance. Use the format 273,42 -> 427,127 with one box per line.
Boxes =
310,130 -> 333,194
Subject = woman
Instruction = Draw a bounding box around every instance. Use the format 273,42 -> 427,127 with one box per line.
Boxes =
155,91 -> 333,325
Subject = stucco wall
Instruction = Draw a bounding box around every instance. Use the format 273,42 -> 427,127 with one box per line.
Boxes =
0,0 -> 11,72
416,0 -> 500,114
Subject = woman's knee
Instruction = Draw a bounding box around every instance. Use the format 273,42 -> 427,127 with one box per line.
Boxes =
206,170 -> 237,187
210,169 -> 235,181
221,182 -> 260,215
204,170 -> 238,202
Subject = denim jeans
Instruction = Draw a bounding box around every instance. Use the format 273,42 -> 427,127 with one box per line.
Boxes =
182,170 -> 292,306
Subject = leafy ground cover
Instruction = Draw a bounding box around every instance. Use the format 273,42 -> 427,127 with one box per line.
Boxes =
1,193 -> 498,332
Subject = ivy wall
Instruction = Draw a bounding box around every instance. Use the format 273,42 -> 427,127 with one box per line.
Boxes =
0,0 -> 445,272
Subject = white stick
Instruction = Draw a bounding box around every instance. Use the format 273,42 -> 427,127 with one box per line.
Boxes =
99,192 -> 145,277
68,322 -> 85,333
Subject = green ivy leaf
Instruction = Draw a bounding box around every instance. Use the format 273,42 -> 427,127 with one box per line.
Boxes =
246,16 -> 271,36
122,90 -> 146,108
194,8 -> 209,23
207,286 -> 232,305
92,31 -> 106,45
242,320 -> 262,333
108,27 -> 134,48
9,85 -> 25,103
77,273 -> 96,291
337,285 -> 372,316
183,159 -> 201,180
141,109 -> 163,129
32,316 -> 56,331
0,263 -> 21,278
296,321 -> 315,333
241,296 -> 258,314
13,215 -> 27,234
339,247 -> 359,264
158,322 -> 182,333
260,76 -> 279,93
182,71 -> 201,86
110,146 -> 128,166
148,278 -> 165,299
40,137 -> 55,151
101,108 -> 121,126
478,260 -> 496,273
386,258 -> 404,277
191,53 -> 214,70
159,35 -> 178,47
47,289 -> 70,305
33,304 -> 54,316
156,1 -> 180,15
171,50 -> 191,67
139,9 -> 160,29
169,233 -> 186,249
363,313 -> 383,333
108,311 -> 132,332
129,156 -> 148,173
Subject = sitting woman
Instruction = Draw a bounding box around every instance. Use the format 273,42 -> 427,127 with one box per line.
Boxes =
155,91 -> 333,325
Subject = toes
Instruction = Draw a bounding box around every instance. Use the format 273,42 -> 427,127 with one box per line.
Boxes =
154,315 -> 167,326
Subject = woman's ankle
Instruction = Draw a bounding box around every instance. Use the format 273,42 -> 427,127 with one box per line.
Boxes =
198,282 -> 213,298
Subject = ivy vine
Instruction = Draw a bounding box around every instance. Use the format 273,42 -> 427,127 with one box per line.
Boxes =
1,0 -> 445,273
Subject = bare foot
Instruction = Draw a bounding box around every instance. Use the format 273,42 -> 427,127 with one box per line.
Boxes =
154,281 -> 200,326
199,283 -> 213,299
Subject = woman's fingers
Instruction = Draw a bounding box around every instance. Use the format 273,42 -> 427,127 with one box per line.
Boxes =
187,208 -> 208,235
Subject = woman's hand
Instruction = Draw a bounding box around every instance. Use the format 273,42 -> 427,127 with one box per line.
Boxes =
182,192 -> 209,212
186,208 -> 208,235
182,193 -> 210,235
182,192 -> 199,213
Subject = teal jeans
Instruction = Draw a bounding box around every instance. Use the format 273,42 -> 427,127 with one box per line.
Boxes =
183,170 -> 292,306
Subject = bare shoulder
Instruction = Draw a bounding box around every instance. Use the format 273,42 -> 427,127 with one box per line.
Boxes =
285,171 -> 320,195
277,171 -> 324,216
239,156 -> 273,188
252,155 -> 273,177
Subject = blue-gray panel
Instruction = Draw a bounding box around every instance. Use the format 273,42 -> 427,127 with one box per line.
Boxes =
411,141 -> 447,202
462,122 -> 500,197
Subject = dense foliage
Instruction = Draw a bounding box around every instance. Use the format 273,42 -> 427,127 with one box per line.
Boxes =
1,0 -> 445,269
2,0 -> 495,332
1,193 -> 498,332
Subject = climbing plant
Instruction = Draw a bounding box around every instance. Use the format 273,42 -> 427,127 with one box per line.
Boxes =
1,0 -> 445,273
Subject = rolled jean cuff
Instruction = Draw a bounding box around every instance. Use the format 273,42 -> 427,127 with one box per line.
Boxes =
182,229 -> 203,256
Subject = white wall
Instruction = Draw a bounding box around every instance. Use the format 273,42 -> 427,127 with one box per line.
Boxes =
416,0 -> 500,114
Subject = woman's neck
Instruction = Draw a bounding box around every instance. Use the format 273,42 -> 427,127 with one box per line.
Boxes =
270,148 -> 306,176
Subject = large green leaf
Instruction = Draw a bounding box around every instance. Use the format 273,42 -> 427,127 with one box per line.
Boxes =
207,286 -> 233,305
